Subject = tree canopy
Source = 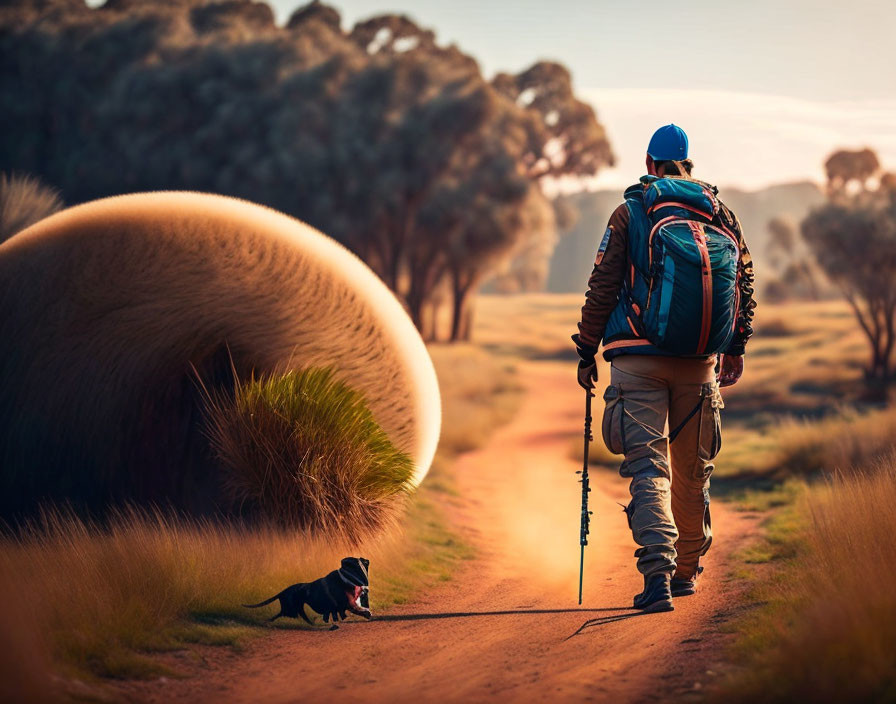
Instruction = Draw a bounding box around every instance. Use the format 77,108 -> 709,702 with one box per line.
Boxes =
0,0 -> 613,339
824,148 -> 881,194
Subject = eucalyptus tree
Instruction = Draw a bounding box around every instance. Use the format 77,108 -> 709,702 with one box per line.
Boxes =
803,149 -> 896,392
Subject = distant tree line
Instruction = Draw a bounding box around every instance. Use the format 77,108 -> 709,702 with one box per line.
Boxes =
0,0 -> 613,340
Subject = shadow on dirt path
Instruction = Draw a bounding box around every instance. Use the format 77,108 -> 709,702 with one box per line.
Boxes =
565,612 -> 650,639
376,606 -> 631,622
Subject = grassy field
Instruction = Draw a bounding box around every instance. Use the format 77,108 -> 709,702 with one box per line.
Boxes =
475,294 -> 881,478
474,294 -> 868,408
0,344 -> 521,686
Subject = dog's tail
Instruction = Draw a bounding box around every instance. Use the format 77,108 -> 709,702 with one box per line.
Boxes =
242,591 -> 282,609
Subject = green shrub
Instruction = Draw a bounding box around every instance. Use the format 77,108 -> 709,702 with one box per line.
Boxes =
203,367 -> 414,541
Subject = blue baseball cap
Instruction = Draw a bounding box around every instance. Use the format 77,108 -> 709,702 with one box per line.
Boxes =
647,124 -> 689,161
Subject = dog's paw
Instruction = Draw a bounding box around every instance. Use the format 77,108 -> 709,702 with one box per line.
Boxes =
329,624 -> 340,631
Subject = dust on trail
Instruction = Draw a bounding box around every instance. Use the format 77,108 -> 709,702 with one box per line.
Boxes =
115,360 -> 761,704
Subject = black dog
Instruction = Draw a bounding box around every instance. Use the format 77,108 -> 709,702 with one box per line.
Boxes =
243,557 -> 371,625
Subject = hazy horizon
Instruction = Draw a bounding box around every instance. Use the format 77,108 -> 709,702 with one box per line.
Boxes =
268,0 -> 896,191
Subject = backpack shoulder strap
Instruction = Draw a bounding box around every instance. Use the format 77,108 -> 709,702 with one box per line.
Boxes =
621,183 -> 651,284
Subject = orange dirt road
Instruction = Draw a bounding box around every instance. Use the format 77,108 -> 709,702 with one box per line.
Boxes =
119,360 -> 760,704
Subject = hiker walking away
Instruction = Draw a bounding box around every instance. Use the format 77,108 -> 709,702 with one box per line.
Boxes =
572,124 -> 756,613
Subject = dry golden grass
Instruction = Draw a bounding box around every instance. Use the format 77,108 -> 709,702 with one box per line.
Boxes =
474,293 -> 588,359
0,344 -> 514,687
427,343 -> 524,457
721,299 -> 869,415
714,399 -> 896,481
767,404 -> 896,476
474,294 -> 868,414
718,453 -> 896,702
0,501 -> 462,683
203,367 -> 414,540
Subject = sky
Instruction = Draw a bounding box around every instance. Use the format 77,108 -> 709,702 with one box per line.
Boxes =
270,0 -> 896,190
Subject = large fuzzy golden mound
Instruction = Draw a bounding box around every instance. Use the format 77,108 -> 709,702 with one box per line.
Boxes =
0,192 -> 440,528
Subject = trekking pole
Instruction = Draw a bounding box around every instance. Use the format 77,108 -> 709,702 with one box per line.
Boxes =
577,388 -> 594,605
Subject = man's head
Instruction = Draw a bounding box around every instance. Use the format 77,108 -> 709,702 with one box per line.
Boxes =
646,124 -> 693,177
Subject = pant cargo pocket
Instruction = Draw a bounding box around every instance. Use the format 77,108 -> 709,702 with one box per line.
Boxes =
690,382 -> 722,481
601,385 -> 625,455
698,382 -> 723,461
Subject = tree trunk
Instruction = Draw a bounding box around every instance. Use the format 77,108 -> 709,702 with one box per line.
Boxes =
843,289 -> 891,392
406,289 -> 425,333
424,299 -> 440,342
385,246 -> 402,296
450,273 -> 475,343
406,250 -> 445,336
881,301 -> 896,385
459,296 -> 475,341
449,289 -> 464,342
803,263 -> 820,301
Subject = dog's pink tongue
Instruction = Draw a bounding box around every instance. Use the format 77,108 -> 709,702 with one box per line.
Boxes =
346,585 -> 363,606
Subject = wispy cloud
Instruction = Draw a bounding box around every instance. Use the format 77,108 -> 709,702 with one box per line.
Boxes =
583,89 -> 896,191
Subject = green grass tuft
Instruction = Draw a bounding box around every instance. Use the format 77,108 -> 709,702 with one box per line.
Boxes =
203,367 -> 415,541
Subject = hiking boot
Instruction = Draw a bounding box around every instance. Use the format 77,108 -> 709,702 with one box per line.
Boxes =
633,574 -> 674,613
671,566 -> 704,597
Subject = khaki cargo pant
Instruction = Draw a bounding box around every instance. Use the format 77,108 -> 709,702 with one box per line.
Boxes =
601,354 -> 723,579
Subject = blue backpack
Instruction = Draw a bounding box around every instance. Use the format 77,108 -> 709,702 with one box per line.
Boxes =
634,178 -> 740,355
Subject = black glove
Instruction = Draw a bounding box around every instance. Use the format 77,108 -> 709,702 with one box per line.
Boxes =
571,333 -> 598,390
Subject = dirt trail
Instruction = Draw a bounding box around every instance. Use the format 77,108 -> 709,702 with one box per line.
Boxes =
120,360 -> 760,704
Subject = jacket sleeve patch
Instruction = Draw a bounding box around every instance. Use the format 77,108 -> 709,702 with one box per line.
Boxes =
594,226 -> 613,266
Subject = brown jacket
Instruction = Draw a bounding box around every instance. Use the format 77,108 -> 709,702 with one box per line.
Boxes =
577,181 -> 755,356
